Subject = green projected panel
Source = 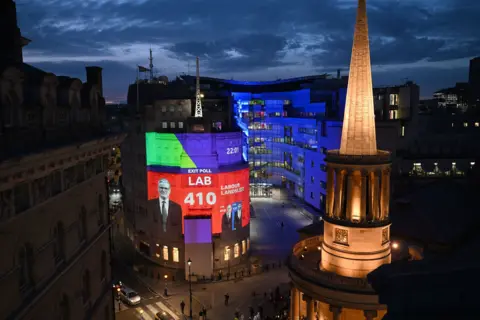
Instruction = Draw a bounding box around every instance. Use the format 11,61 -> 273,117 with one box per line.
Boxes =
145,133 -> 196,168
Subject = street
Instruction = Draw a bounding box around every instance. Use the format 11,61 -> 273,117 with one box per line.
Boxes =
113,198 -> 315,319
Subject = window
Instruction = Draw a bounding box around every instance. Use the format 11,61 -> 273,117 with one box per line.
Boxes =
170,122 -> 176,128
224,246 -> 230,261
82,270 -> 91,305
53,222 -> 66,265
98,194 -> 105,226
321,147 -> 327,154
59,294 -> 70,320
334,228 -> 348,245
163,246 -> 169,260
173,247 -> 179,262
169,106 -> 175,112
242,240 -> 246,255
311,161 -> 315,168
247,238 -> 250,250
79,206 -> 87,241
389,94 -> 399,105
320,181 -> 327,189
310,176 -> 314,183
161,106 -> 167,112
463,122 -> 468,127
100,251 -> 107,281
310,192 -> 314,199
178,122 -> 184,129
475,122 -> 479,127
401,126 -> 405,137
320,164 -> 327,172
19,244 -> 34,291
234,243 -> 240,258
162,122 -> 167,128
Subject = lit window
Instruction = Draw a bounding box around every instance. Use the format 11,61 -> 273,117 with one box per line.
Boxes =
163,246 -> 169,261
170,122 -> 176,128
247,238 -> 250,250
242,240 -> 246,254
234,243 -> 240,258
475,122 -> 479,127
452,123 -> 454,127
162,122 -> 167,129
224,246 -> 230,261
389,94 -> 399,105
401,126 -> 405,137
155,253 -> 160,258
178,122 -> 184,129
464,122 -> 468,127
173,247 -> 179,262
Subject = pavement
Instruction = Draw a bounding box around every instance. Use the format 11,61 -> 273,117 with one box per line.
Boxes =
113,198 -> 315,320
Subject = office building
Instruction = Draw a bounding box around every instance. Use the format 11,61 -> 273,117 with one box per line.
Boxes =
0,1 -> 124,319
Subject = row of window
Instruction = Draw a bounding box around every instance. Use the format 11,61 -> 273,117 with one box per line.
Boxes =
224,238 -> 250,260
161,121 -> 184,129
410,161 -> 474,177
19,197 -> 106,295
154,244 -> 180,262
0,154 -> 108,221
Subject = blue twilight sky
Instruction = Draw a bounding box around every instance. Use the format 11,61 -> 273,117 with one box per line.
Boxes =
16,0 -> 480,102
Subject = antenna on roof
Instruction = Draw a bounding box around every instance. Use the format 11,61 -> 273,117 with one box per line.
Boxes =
194,57 -> 203,118
149,48 -> 154,81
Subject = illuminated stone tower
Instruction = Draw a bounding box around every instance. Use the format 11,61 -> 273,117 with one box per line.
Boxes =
322,0 -> 391,278
194,56 -> 203,118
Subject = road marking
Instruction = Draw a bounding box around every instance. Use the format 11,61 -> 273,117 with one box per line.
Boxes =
155,301 -> 180,320
135,307 -> 154,320
146,303 -> 160,314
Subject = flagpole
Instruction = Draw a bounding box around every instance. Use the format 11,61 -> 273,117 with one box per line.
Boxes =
136,65 -> 140,114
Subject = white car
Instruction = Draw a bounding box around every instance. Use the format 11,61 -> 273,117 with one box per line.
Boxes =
119,287 -> 141,306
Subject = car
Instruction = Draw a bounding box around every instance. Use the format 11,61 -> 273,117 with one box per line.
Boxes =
155,311 -> 175,320
118,287 -> 141,306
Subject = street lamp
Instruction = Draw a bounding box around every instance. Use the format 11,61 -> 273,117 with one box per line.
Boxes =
392,242 -> 399,249
188,258 -> 193,320
164,274 -> 168,296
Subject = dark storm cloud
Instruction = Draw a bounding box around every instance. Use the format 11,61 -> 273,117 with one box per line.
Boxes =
170,34 -> 289,72
15,0 -> 480,99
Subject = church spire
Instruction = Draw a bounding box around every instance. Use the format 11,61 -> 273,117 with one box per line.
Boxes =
339,0 -> 377,156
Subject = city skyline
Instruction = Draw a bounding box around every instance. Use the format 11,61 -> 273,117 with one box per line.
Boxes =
16,0 -> 480,102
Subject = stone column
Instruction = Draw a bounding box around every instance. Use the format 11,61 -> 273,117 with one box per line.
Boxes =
360,170 -> 367,222
329,305 -> 342,320
347,170 -> 362,222
304,295 -> 315,320
326,167 -> 335,217
379,168 -> 390,220
364,310 -> 377,320
333,170 -> 345,219
369,170 -> 380,220
290,286 -> 300,320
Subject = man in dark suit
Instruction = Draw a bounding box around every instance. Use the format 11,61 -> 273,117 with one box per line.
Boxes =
148,178 -> 183,233
222,204 -> 233,232
233,203 -> 242,230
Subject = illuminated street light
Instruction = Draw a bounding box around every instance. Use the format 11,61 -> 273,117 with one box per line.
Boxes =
200,93 -> 204,98
187,258 -> 193,319
392,242 -> 399,249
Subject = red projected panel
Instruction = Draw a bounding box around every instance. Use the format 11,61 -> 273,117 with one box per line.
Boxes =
147,168 -> 250,234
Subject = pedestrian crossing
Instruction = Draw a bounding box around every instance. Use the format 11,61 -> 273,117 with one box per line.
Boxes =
133,301 -> 180,320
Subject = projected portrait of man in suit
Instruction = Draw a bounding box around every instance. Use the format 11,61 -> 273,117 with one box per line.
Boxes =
148,178 -> 183,233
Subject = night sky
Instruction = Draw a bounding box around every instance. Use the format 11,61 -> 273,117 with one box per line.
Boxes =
16,0 -> 480,103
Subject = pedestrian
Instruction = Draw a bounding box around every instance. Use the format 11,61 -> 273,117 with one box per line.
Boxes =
249,306 -> 254,318
225,293 -> 230,306
180,300 -> 185,314
258,306 -> 264,318
202,306 -> 207,319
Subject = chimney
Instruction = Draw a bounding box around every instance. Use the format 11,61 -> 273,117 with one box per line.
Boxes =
86,66 -> 103,96
337,69 -> 341,79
